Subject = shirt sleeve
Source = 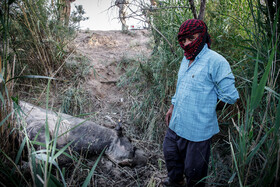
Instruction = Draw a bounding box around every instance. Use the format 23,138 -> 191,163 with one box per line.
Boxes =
212,60 -> 239,104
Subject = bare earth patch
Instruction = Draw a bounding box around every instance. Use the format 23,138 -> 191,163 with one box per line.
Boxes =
74,30 -> 150,119
69,30 -> 166,186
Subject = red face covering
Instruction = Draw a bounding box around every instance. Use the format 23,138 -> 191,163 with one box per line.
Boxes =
178,19 -> 211,60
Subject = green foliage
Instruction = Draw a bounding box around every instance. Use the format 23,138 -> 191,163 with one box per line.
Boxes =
0,0 -> 17,164
227,0 -> 280,186
0,0 -> 100,186
3,0 -> 87,78
60,55 -> 94,116
206,0 -> 249,61
70,5 -> 89,29
7,0 -> 72,76
61,86 -> 92,116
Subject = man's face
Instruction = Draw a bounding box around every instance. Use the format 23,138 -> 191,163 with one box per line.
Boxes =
180,33 -> 200,47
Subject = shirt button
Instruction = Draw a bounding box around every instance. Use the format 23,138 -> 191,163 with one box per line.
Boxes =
192,75 -> 194,78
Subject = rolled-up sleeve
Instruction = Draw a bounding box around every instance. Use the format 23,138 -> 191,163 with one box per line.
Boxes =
213,61 -> 239,104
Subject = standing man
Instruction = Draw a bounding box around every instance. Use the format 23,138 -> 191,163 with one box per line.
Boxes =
163,19 -> 239,187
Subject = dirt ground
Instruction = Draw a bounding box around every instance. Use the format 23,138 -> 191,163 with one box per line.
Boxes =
70,30 -> 149,124
68,29 -> 166,186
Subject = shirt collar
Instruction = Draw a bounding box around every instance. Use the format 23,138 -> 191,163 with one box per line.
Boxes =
195,44 -> 208,60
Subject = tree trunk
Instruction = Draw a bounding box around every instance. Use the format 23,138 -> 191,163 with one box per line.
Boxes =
188,0 -> 206,20
198,0 -> 206,20
188,0 -> 197,19
115,0 -> 129,31
59,0 -> 75,26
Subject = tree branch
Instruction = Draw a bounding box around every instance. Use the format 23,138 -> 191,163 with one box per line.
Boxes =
150,24 -> 177,57
188,0 -> 197,19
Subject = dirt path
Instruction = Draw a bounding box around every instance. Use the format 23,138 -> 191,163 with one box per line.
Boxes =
73,30 -> 151,127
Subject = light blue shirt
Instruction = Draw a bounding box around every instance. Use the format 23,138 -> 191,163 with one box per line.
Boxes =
169,44 -> 239,142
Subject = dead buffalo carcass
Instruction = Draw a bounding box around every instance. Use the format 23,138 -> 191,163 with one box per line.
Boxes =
19,101 -> 147,166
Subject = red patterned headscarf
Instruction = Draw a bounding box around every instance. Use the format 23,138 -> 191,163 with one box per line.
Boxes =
178,19 -> 211,60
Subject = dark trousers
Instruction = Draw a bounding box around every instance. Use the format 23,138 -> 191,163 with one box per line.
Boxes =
163,128 -> 211,187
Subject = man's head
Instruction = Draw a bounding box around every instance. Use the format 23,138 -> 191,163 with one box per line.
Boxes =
178,19 -> 211,60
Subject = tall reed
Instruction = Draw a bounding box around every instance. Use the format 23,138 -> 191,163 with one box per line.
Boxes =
228,0 -> 280,186
8,0 -> 75,77
1,1 -> 25,185
0,0 -> 17,157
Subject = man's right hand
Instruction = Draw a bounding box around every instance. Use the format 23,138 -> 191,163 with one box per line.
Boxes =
165,105 -> 174,126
